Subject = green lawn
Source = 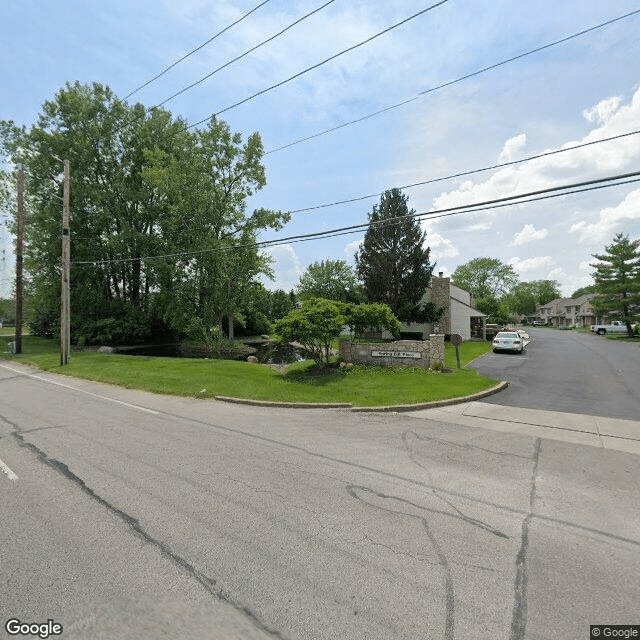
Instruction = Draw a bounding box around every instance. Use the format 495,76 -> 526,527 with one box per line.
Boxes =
1,336 -> 497,407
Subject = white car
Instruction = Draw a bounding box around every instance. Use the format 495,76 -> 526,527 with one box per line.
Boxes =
492,331 -> 524,354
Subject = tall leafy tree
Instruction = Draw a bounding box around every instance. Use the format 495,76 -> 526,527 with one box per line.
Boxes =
1,82 -> 288,345
355,188 -> 434,322
502,280 -> 562,316
296,259 -> 360,302
451,257 -> 518,315
590,232 -> 640,336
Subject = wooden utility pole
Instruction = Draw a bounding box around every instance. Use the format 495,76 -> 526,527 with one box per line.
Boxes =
60,159 -> 70,365
15,168 -> 26,355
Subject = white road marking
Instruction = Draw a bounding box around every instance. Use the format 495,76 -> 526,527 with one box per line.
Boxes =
0,457 -> 18,481
0,363 -> 158,415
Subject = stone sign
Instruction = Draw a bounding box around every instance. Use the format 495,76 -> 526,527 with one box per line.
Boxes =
339,337 -> 445,369
371,350 -> 421,358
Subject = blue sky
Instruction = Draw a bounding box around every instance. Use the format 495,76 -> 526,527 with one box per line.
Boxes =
1,0 -> 639,298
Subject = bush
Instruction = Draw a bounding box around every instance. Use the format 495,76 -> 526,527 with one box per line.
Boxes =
274,298 -> 344,368
274,298 -> 402,368
75,303 -> 155,346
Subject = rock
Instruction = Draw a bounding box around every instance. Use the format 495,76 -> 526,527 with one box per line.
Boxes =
260,335 -> 270,340
98,346 -> 114,353
247,355 -> 259,363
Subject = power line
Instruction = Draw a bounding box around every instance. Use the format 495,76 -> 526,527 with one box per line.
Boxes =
122,0 -> 271,102
156,0 -> 337,109
265,8 -> 640,154
287,129 -> 640,214
188,0 -> 450,128
70,170 -> 640,267
68,128 -> 640,242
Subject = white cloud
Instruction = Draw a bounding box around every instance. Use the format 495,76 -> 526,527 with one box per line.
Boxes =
427,231 -> 459,259
583,96 -> 622,125
498,133 -> 527,163
261,244 -> 303,291
511,223 -> 548,246
509,255 -> 554,275
430,88 -> 640,213
569,188 -> 640,243
548,266 -> 593,298
344,239 -> 362,261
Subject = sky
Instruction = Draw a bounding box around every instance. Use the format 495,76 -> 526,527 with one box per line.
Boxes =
1,0 -> 639,299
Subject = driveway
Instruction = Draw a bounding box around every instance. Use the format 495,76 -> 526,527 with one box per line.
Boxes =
470,328 -> 640,420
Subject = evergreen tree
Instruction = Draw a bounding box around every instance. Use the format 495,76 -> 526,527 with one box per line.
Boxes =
355,188 -> 434,323
590,233 -> 640,336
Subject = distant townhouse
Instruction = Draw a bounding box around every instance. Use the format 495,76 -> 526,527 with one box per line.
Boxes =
532,294 -> 598,328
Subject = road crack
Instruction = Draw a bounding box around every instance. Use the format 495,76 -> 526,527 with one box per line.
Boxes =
10,430 -> 290,640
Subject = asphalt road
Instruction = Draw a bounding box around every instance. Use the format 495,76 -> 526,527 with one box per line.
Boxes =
470,328 -> 640,420
1,361 -> 639,640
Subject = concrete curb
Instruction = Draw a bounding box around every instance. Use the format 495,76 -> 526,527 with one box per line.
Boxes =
214,396 -> 353,409
214,381 -> 508,411
350,381 -> 509,412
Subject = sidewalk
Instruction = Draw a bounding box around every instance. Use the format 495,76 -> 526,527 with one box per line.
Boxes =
407,401 -> 640,455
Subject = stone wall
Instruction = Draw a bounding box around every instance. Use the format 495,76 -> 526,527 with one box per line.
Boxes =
339,335 -> 445,368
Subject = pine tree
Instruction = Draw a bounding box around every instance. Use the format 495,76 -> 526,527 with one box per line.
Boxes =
355,188 -> 434,323
590,233 -> 640,336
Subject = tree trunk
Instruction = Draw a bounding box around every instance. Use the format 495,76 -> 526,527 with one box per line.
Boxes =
228,312 -> 235,342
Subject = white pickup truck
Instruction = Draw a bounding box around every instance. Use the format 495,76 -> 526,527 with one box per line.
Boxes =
590,320 -> 633,335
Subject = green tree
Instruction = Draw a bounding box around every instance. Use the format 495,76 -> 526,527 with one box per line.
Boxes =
451,257 -> 518,300
1,82 -> 288,345
273,299 -> 401,367
355,188 -> 434,322
273,298 -> 345,368
590,233 -> 640,336
502,280 -> 562,316
296,259 -> 360,302
342,302 -> 402,339
571,284 -> 597,299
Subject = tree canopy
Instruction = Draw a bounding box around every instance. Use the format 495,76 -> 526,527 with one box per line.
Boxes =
0,81 -> 289,345
501,280 -> 562,316
274,298 -> 401,367
355,188 -> 434,323
296,259 -> 361,302
590,232 -> 640,336
451,257 -> 519,317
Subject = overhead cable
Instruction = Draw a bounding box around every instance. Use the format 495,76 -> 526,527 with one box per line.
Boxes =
70,170 -> 640,266
188,0 -> 450,128
265,8 -> 640,153
156,0 -> 337,108
122,0 -> 271,101
287,129 -> 640,214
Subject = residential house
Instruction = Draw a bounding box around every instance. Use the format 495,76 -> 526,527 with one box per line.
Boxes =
359,273 -> 485,340
532,294 -> 598,328
408,273 -> 486,340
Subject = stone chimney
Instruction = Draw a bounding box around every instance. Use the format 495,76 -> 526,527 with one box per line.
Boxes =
430,273 -> 451,335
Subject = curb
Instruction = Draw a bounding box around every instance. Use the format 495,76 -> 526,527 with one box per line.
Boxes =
214,381 -> 508,411
214,396 -> 353,409
350,381 -> 508,412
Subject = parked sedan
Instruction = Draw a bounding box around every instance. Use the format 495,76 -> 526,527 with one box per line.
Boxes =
492,331 -> 524,354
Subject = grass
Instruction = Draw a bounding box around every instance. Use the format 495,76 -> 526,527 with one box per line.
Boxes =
605,334 -> 640,343
0,326 -> 29,337
0,336 -> 498,407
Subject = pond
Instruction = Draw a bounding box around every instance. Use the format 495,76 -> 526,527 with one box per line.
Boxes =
113,341 -> 307,364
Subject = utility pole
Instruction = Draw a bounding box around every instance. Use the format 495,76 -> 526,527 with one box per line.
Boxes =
15,167 -> 26,355
60,159 -> 70,365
